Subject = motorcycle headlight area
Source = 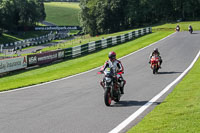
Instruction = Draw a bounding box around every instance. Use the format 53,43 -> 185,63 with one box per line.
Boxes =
105,77 -> 112,83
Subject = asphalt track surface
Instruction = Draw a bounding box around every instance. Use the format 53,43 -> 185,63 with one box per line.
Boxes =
0,31 -> 200,133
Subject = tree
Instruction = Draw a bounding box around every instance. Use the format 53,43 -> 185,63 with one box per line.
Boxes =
80,0 -> 127,36
0,0 -> 46,32
80,0 -> 200,36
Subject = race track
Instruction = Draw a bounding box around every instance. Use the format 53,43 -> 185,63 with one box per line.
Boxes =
0,31 -> 200,133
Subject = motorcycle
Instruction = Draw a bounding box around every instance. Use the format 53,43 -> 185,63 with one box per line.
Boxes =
176,27 -> 180,32
189,27 -> 193,34
150,55 -> 160,74
98,67 -> 121,106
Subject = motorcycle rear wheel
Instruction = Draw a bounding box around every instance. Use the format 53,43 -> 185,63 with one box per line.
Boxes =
104,88 -> 112,106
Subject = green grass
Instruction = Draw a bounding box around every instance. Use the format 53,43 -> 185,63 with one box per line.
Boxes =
153,21 -> 200,31
0,31 -> 49,44
1,20 -> 200,132
128,58 -> 200,133
0,33 -> 22,44
40,28 -> 141,52
0,31 -> 172,91
44,2 -> 80,26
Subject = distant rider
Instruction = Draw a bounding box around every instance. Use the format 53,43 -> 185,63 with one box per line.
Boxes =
188,25 -> 193,33
149,48 -> 162,68
176,24 -> 180,32
101,51 -> 126,94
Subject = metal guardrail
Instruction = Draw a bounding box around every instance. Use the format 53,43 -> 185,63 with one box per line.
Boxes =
0,27 -> 152,74
64,27 -> 152,59
0,31 -> 69,53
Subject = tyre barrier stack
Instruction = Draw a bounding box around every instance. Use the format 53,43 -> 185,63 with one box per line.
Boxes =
0,27 -> 152,74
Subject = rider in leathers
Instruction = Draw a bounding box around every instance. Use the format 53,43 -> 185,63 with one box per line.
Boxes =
101,51 -> 126,94
176,24 -> 180,32
188,25 -> 193,33
149,48 -> 162,68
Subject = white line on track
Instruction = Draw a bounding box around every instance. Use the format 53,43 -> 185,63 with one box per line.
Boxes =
109,50 -> 200,133
0,32 -> 176,94
1,31 -> 191,132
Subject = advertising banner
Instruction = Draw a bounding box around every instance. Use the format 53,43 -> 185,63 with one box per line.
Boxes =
0,57 -> 27,73
27,50 -> 65,66
37,51 -> 58,65
27,55 -> 38,66
57,50 -> 65,59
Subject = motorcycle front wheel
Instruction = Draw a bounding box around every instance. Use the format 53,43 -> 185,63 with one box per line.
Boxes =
104,88 -> 112,106
114,94 -> 120,102
153,66 -> 156,74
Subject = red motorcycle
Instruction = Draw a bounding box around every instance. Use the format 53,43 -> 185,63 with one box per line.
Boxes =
98,67 -> 122,106
150,55 -> 160,74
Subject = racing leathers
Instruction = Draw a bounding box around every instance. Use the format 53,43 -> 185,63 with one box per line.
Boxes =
188,25 -> 193,33
101,59 -> 126,94
149,50 -> 162,67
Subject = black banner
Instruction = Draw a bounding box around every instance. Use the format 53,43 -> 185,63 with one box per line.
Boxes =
27,50 -> 65,66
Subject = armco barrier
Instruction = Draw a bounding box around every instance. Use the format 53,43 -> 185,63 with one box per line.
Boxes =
27,27 -> 152,66
0,32 -> 56,51
0,27 -> 152,74
64,27 -> 152,59
0,31 -> 69,51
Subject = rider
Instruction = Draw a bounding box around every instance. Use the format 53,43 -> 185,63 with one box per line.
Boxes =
149,48 -> 162,68
188,25 -> 193,32
176,24 -> 180,31
101,51 -> 126,94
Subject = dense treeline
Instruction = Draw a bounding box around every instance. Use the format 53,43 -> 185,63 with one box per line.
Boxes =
0,0 -> 46,35
42,0 -> 80,2
80,0 -> 200,36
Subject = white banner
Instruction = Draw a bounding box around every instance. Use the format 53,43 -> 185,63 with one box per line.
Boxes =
0,57 -> 27,73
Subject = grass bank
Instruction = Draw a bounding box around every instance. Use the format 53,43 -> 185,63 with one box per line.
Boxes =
0,31 -> 49,44
44,2 -> 80,26
40,28 -> 140,52
128,57 -> 200,133
41,21 -> 200,52
0,31 -> 173,91
153,21 -> 200,31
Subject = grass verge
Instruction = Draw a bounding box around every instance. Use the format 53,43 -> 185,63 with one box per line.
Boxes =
153,21 -> 200,31
128,57 -> 200,133
0,31 -> 49,44
0,31 -> 173,91
44,2 -> 80,26
40,28 -> 140,52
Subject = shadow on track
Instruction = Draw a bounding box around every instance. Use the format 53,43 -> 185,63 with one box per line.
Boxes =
111,100 -> 161,107
157,71 -> 182,75
190,32 -> 198,34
